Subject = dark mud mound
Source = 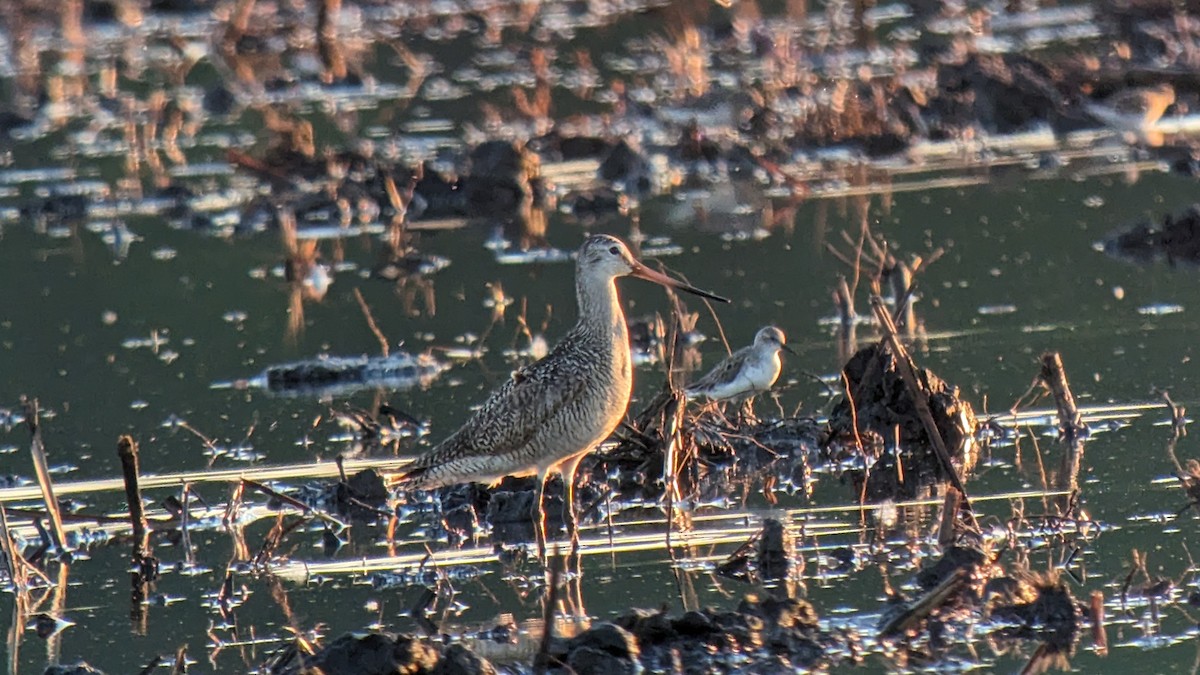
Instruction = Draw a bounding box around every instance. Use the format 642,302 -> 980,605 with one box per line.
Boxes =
275,596 -> 828,674
716,518 -> 798,583
690,416 -> 827,464
986,571 -> 1082,645
593,381 -> 825,505
880,545 -> 1081,651
280,632 -> 490,675
1100,204 -> 1200,266
931,53 -> 1072,137
330,469 -> 390,522
607,596 -> 825,673
463,140 -> 545,218
829,343 -> 978,501
403,475 -> 572,548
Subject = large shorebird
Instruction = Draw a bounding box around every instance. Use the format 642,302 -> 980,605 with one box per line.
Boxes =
392,234 -> 728,555
685,326 -> 792,407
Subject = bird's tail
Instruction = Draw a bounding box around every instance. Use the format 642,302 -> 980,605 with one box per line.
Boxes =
387,463 -> 429,488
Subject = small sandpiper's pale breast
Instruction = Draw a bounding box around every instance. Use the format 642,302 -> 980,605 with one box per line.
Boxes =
393,234 -> 729,492
686,326 -> 792,403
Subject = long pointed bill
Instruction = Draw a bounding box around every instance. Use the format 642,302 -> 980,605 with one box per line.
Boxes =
781,344 -> 798,356
630,262 -> 730,303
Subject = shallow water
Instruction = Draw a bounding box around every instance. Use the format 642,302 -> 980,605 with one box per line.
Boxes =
3,1 -> 1200,672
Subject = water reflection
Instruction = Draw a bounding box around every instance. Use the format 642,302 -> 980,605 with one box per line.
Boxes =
5,0 -> 1200,672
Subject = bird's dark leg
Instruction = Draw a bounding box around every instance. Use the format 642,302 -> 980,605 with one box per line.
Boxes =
737,397 -> 757,425
560,454 -> 587,557
532,468 -> 550,562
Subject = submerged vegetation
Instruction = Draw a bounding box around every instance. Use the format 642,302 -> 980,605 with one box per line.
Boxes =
2,0 -> 1200,673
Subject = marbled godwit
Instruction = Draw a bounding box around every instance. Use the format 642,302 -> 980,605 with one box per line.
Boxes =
685,326 -> 792,407
392,234 -> 729,555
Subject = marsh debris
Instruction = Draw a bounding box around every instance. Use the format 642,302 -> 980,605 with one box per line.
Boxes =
331,469 -> 389,522
716,517 -> 796,583
225,352 -> 449,398
1100,203 -> 1200,266
986,571 -> 1081,645
278,632 -> 452,675
282,597 -> 828,675
829,342 -> 978,502
608,596 -> 825,672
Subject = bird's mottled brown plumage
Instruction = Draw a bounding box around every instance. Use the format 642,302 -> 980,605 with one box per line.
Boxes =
399,321 -> 630,488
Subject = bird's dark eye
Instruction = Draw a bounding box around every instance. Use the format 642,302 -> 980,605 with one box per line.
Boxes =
609,246 -> 620,255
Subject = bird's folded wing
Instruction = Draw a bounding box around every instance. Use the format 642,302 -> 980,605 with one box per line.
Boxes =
400,359 -> 591,477
687,347 -> 749,391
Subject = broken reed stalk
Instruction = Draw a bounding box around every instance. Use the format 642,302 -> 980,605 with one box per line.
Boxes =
878,568 -> 966,637
25,400 -> 67,554
317,0 -> 347,83
352,287 -> 390,357
241,478 -> 346,529
887,261 -> 916,336
661,391 -> 685,551
835,275 -> 856,329
1090,590 -> 1108,656
534,547 -> 563,675
131,566 -> 149,635
181,483 -> 195,567
937,487 -> 961,548
658,302 -> 689,549
1159,390 -> 1187,434
834,275 -> 858,361
117,436 -> 150,558
116,437 -> 156,636
1039,353 -> 1086,507
48,564 -> 69,662
839,371 -> 870,509
1039,352 -> 1083,440
0,504 -> 25,593
137,655 -> 164,675
868,297 -> 975,520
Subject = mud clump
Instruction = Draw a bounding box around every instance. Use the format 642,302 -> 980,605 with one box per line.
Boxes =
281,598 -> 825,674
1101,204 -> 1200,266
917,544 -> 990,590
295,633 -> 450,675
333,469 -> 389,522
604,596 -> 824,673
931,53 -> 1070,137
564,622 -> 640,675
985,571 -> 1081,644
463,141 -> 545,218
436,644 -> 497,675
829,343 -> 977,501
483,476 -> 566,544
716,518 -> 797,583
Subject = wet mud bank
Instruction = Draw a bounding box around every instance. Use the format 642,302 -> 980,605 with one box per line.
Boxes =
263,595 -> 827,675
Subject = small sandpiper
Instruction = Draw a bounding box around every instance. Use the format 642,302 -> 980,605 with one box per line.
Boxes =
685,326 -> 793,407
391,234 -> 729,557
1085,83 -> 1176,147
